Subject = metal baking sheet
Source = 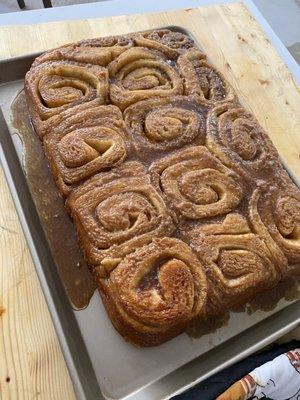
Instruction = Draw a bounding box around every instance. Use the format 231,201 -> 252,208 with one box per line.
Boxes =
0,26 -> 299,400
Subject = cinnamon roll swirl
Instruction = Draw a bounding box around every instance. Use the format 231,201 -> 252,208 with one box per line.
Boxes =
206,103 -> 279,177
44,104 -> 129,196
124,96 -> 207,153
32,36 -> 134,67
151,146 -> 243,220
25,60 -> 108,137
67,162 -> 175,278
108,47 -> 183,110
134,29 -> 195,59
100,237 -> 207,346
189,214 -> 281,312
178,49 -> 236,104
249,183 -> 300,267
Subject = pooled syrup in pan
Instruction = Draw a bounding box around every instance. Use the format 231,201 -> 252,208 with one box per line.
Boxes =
187,313 -> 230,338
11,90 -> 96,310
188,276 -> 299,339
10,90 -> 299,334
248,276 -> 299,313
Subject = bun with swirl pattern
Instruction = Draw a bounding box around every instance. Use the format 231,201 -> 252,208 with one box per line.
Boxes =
44,104 -> 129,196
108,47 -> 183,110
133,29 -> 195,59
25,60 -> 108,137
151,146 -> 243,220
178,49 -> 236,105
249,182 -> 300,267
32,36 -> 134,68
67,162 -> 175,278
124,96 -> 207,153
99,237 -> 207,346
206,102 -> 279,178
188,214 -> 282,313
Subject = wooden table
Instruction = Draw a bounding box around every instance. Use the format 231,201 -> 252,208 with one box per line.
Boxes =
0,3 -> 299,399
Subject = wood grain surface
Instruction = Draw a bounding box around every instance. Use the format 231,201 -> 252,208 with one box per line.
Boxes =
0,3 -> 299,399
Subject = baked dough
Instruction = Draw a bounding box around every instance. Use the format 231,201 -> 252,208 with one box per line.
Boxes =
25,29 -> 300,346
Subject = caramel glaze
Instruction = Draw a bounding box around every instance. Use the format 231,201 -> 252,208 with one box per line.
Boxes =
11,90 -> 96,310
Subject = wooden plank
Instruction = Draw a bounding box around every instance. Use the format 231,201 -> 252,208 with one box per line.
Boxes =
0,3 -> 299,399
0,167 -> 76,399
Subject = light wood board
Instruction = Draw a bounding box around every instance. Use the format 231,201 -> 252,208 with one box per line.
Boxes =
0,3 -> 299,399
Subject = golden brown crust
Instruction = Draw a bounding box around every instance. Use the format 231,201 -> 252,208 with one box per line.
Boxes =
124,96 -> 207,153
206,102 -> 280,178
108,47 -> 184,110
24,29 -> 300,346
32,35 -> 134,67
177,49 -> 237,105
67,162 -> 175,278
249,183 -> 300,266
188,213 -> 283,313
150,146 -> 243,220
133,29 -> 195,59
98,237 -> 207,346
25,60 -> 108,137
43,104 -> 130,196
